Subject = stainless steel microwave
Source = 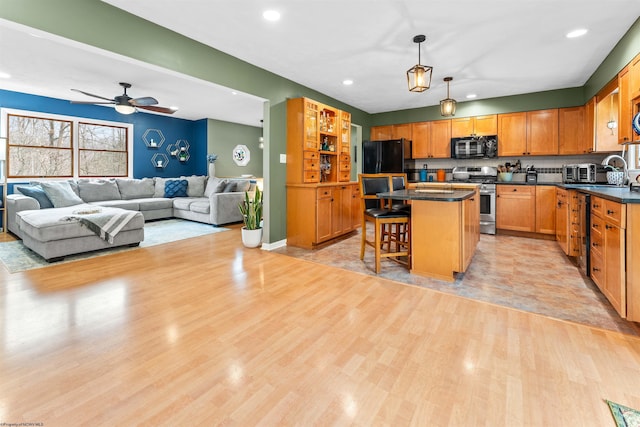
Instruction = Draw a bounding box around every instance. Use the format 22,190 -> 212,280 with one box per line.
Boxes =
450,135 -> 498,159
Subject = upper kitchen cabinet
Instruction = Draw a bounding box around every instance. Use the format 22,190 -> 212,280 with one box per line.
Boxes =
451,115 -> 497,137
618,63 -> 633,144
370,123 -> 411,141
595,78 -> 622,152
411,120 -> 451,159
558,106 -> 590,155
498,109 -> 558,156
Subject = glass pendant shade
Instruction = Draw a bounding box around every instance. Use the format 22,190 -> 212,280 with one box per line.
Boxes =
407,65 -> 433,92
440,77 -> 457,117
115,104 -> 136,115
407,35 -> 432,92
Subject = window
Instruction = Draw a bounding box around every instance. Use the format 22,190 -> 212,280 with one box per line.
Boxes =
7,114 -> 73,177
3,109 -> 132,179
78,122 -> 128,177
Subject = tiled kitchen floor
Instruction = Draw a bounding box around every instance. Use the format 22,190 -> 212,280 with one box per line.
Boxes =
273,230 -> 640,336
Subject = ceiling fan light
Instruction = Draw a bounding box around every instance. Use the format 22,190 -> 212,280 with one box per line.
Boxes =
115,104 -> 136,115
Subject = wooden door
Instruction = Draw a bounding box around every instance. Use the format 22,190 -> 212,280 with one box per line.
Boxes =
430,120 -> 452,158
498,112 -> 527,156
392,123 -> 412,141
555,189 -> 569,254
334,184 -> 353,236
558,106 -> 586,155
451,117 -> 473,137
604,223 -> 625,317
527,109 -> 558,155
630,54 -> 640,100
618,66 -> 633,144
535,185 -> 556,235
496,185 -> 535,232
474,115 -> 498,136
584,97 -> 596,153
411,121 -> 431,159
316,188 -> 333,242
351,184 -> 361,229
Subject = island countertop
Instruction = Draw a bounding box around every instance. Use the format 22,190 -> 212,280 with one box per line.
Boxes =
377,188 -> 477,202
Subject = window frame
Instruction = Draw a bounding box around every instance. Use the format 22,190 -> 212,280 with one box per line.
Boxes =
1,108 -> 134,182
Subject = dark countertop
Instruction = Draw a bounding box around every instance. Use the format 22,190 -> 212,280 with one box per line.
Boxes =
377,189 -> 476,202
561,184 -> 640,204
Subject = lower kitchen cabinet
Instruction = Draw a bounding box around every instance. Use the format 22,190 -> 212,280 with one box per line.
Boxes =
287,183 -> 359,249
556,188 -> 569,253
556,188 -> 582,256
497,184 -> 556,235
590,196 -> 626,317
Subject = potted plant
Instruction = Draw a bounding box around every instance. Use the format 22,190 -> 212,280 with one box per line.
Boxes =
238,187 -> 263,248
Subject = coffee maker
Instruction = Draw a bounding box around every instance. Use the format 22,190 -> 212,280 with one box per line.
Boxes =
526,166 -> 537,184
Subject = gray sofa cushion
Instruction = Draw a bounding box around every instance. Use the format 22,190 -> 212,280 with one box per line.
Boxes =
91,200 -> 140,211
154,177 -> 168,198
204,177 -> 227,197
190,200 -> 210,214
181,175 -> 207,197
116,178 -> 155,199
136,198 -> 174,211
172,197 -> 198,211
78,180 -> 122,202
40,181 -> 84,208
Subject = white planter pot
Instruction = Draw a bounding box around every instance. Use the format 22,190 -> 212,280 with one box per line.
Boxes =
241,227 -> 263,248
208,162 -> 216,177
607,171 -> 624,186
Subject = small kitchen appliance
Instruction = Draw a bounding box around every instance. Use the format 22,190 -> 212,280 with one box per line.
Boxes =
526,166 -> 538,184
450,135 -> 498,159
562,163 -> 608,184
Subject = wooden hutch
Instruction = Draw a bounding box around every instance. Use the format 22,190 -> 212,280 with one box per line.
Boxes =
286,97 -> 360,249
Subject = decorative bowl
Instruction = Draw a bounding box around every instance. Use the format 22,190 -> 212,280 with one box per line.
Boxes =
498,172 -> 513,182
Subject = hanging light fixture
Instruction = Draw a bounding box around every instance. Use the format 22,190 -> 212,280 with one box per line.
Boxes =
406,35 -> 432,92
440,77 -> 457,117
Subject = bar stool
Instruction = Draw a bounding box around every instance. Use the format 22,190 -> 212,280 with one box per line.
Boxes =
358,174 -> 411,273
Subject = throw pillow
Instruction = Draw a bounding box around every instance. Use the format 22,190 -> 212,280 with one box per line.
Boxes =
154,177 -> 169,198
180,175 -> 207,197
204,177 -> 228,197
235,179 -> 251,193
164,179 -> 188,198
116,178 -> 155,200
40,181 -> 84,208
78,179 -> 122,202
222,182 -> 236,193
16,185 -> 54,209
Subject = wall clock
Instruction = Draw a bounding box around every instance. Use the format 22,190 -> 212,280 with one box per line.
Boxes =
232,144 -> 250,166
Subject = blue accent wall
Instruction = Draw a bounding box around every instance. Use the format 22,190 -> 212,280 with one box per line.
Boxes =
0,89 -> 204,178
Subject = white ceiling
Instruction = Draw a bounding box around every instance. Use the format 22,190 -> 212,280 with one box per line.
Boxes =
2,1 -> 640,126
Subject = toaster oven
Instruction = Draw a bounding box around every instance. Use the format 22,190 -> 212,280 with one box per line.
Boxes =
562,163 -> 608,184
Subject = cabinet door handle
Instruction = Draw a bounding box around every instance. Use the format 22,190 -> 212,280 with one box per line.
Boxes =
593,267 -> 600,272
592,242 -> 598,247
607,209 -> 615,215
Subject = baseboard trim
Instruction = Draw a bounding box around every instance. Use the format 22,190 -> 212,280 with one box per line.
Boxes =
262,239 -> 287,251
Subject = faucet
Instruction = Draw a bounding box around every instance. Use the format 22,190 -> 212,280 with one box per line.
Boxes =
601,154 -> 628,184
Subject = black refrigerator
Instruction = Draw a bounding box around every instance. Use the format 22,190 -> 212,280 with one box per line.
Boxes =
362,139 -> 408,174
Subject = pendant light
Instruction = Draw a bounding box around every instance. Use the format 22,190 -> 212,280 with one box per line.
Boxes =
440,77 -> 457,117
407,35 -> 432,92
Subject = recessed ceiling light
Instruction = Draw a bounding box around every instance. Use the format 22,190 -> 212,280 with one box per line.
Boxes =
231,91 -> 238,95
342,79 -> 353,86
466,94 -> 477,99
566,28 -> 588,38
263,10 -> 281,21
0,71 -> 11,79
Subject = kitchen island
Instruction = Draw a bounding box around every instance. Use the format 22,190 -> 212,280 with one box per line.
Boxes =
378,187 -> 480,281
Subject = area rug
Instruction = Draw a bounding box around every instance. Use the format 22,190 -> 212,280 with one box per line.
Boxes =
607,400 -> 640,427
0,219 -> 230,273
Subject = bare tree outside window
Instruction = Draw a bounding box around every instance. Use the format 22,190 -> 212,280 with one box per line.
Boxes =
78,123 -> 128,177
8,114 -> 73,177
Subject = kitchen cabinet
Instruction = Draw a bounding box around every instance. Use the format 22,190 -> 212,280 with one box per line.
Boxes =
535,185 -> 556,235
462,189 -> 480,270
556,188 -> 582,256
451,115 -> 497,137
286,97 -> 358,249
590,196 -> 626,317
498,109 -> 558,156
595,78 -> 622,152
618,65 -> 633,144
370,124 -> 411,141
584,97 -> 596,152
411,120 -> 451,159
287,183 -> 359,249
555,188 -> 569,254
558,106 -> 590,155
496,185 -> 536,232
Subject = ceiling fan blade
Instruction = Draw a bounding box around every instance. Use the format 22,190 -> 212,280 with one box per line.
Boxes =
70,101 -> 115,105
130,96 -> 158,106
137,105 -> 177,114
70,88 -> 114,102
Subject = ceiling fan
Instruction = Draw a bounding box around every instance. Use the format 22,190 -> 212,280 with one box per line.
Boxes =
70,82 -> 177,115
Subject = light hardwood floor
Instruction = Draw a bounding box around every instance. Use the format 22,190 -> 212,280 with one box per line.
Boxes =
1,226 -> 639,426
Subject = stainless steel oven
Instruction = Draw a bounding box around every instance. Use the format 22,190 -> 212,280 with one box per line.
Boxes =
452,166 -> 497,234
479,183 -> 496,235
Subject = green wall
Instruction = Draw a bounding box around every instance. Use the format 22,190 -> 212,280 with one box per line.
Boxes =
207,119 -> 263,178
1,2 -> 638,244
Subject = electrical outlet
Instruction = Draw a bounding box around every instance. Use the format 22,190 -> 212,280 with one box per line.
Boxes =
280,154 -> 286,163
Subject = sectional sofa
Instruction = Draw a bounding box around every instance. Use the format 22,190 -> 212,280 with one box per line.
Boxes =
6,175 -> 253,260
